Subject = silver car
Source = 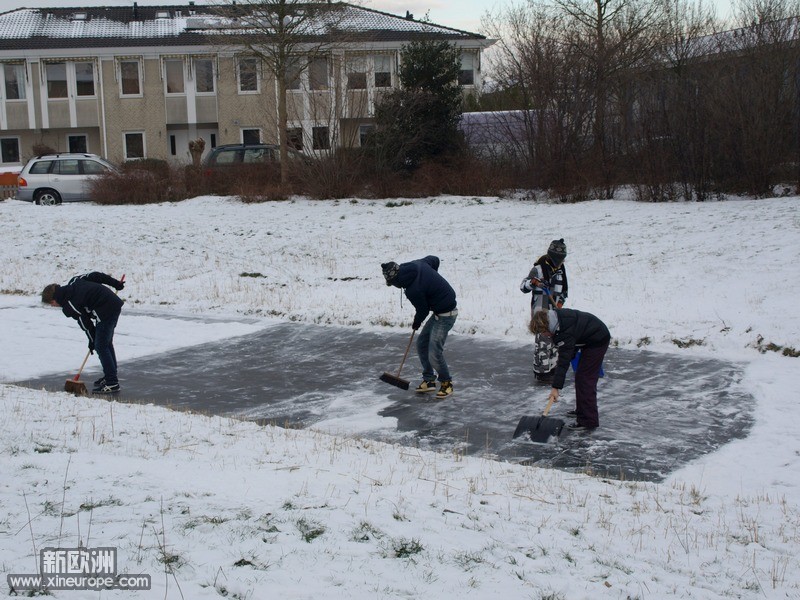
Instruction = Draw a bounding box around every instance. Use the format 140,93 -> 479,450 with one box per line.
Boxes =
16,153 -> 118,205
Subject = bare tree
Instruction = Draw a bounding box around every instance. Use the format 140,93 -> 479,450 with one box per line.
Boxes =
211,0 -> 349,187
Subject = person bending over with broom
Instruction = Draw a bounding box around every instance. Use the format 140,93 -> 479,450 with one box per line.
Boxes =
381,256 -> 458,399
529,308 -> 610,430
42,272 -> 125,394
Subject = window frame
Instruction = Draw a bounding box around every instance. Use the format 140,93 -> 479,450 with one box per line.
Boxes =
458,53 -> 475,87
45,61 -> 96,99
164,59 -> 185,95
123,131 -> 146,160
119,59 -> 142,97
373,55 -> 392,89
194,57 -> 215,95
0,137 -> 21,164
309,57 -> 329,91
241,128 -> 261,144
2,63 -> 27,101
312,126 -> 329,151
67,134 -> 88,154
237,57 -> 259,94
74,61 -> 95,97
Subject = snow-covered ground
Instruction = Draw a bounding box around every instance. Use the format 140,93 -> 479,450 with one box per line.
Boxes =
1,195 -> 798,599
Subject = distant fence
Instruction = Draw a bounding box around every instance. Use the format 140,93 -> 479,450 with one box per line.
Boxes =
0,171 -> 17,199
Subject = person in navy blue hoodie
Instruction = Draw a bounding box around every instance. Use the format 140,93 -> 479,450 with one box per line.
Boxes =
529,308 -> 610,430
382,256 -> 457,399
42,272 -> 125,394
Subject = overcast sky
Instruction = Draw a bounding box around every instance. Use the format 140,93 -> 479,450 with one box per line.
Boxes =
3,0 -> 735,39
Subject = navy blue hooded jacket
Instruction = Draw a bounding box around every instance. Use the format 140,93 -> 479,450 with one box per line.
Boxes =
391,256 -> 457,329
53,272 -> 124,345
550,308 -> 610,390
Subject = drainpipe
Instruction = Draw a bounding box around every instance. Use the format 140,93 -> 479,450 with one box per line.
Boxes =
98,57 -> 108,160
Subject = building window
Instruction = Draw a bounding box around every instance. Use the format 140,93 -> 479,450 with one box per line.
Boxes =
46,63 -> 68,98
359,124 -> 374,147
1,138 -> 20,163
312,126 -> 329,150
459,53 -> 475,86
165,59 -> 184,94
287,127 -> 303,151
120,60 -> 141,96
68,135 -> 87,153
46,62 -> 95,98
124,132 -> 145,159
286,58 -> 302,91
309,57 -> 328,91
194,58 -> 214,93
238,57 -> 258,93
242,129 -> 260,144
3,64 -> 26,100
346,56 -> 367,90
374,55 -> 392,88
75,62 -> 95,96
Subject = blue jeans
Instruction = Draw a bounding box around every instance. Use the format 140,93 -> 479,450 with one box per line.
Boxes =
94,314 -> 119,385
417,312 -> 457,382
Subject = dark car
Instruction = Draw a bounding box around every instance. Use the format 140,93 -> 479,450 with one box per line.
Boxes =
202,143 -> 309,171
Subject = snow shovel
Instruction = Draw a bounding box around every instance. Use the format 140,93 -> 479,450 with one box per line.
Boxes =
513,394 -> 565,443
379,330 -> 415,390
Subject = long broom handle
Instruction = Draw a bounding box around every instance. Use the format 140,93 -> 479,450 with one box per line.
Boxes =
395,330 -> 415,378
71,274 -> 125,381
72,350 -> 91,381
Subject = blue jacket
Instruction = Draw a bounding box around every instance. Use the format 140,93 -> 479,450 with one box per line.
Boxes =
392,256 -> 457,329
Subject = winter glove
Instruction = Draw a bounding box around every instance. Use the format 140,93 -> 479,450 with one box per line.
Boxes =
520,278 -> 534,292
88,341 -> 95,355
113,279 -> 125,291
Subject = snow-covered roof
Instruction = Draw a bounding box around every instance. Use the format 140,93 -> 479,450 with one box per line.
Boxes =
0,3 -> 487,51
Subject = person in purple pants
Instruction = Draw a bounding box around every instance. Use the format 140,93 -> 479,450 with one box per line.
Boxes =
529,308 -> 610,430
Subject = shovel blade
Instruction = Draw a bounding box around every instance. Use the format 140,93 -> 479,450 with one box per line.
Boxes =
64,379 -> 88,396
514,415 -> 564,443
379,372 -> 410,390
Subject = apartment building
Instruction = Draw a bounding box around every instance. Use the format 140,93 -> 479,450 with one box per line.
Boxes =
0,3 -> 493,167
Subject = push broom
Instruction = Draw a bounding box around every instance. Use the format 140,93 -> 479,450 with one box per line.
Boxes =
379,330 -> 415,390
64,274 -> 125,395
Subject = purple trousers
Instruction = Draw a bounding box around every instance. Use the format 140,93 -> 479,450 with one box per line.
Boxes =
574,339 -> 609,428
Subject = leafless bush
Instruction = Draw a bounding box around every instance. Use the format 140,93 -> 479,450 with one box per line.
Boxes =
91,160 -> 191,205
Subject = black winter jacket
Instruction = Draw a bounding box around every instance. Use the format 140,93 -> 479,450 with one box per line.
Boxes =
53,272 -> 124,344
550,308 -> 610,389
392,256 -> 457,329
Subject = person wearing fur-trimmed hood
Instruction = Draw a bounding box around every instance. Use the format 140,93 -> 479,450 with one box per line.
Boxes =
529,308 -> 610,431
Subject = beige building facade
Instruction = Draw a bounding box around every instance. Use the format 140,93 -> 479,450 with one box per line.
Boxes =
0,4 -> 493,167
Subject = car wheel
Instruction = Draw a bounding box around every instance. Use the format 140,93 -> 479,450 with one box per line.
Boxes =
34,189 -> 62,206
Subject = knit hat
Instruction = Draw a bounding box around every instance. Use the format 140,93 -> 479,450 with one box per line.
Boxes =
547,239 -> 567,265
381,261 -> 399,286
